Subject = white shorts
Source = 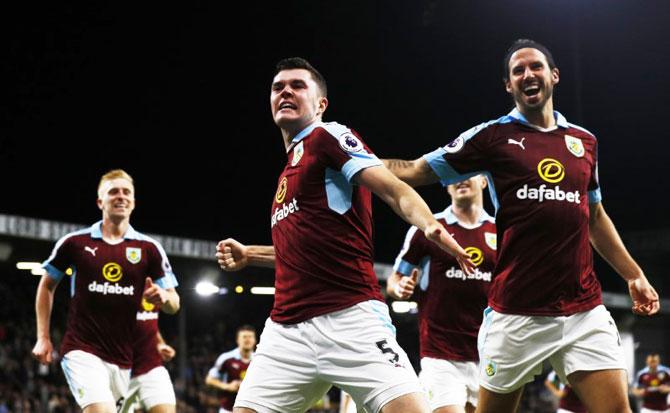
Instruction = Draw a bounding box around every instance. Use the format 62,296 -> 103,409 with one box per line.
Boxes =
477,304 -> 626,393
119,366 -> 175,412
419,357 -> 478,409
60,350 -> 130,409
640,408 -> 670,413
235,300 -> 424,413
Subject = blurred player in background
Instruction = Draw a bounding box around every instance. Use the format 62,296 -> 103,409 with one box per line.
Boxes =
382,39 -> 659,413
632,353 -> 670,413
388,175 -> 495,413
119,292 -> 179,413
216,57 -> 474,413
544,370 -> 587,413
32,169 -> 180,413
206,325 -> 256,413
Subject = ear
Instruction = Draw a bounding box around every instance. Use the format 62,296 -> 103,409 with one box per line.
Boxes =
551,68 -> 560,86
480,175 -> 488,189
317,96 -> 328,116
96,198 -> 103,210
504,78 -> 512,94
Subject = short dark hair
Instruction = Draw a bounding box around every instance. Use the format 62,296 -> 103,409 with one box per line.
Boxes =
236,324 -> 256,336
275,57 -> 328,97
503,39 -> 557,81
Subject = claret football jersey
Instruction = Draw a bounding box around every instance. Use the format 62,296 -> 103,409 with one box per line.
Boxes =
270,121 -> 385,324
424,109 -> 602,316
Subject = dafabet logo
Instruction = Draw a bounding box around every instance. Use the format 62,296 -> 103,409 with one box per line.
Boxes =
516,158 -> 581,204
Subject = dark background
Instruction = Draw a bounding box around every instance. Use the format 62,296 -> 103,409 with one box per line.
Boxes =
2,0 -> 669,378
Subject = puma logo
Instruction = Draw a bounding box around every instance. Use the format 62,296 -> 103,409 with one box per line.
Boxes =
84,246 -> 98,257
507,137 -> 526,150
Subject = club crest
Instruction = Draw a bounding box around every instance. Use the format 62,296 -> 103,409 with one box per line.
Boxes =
126,247 -> 142,264
292,141 -> 304,166
565,135 -> 585,158
485,232 -> 497,250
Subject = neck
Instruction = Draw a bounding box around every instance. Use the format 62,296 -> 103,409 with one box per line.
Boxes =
101,216 -> 129,241
451,200 -> 482,226
518,100 -> 555,129
240,348 -> 252,360
280,118 -> 321,151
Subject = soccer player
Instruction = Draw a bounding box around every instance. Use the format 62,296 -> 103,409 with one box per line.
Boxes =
119,297 -> 180,413
544,370 -> 587,413
216,57 -> 474,413
387,175 -> 495,413
206,325 -> 256,413
382,39 -> 660,413
632,353 -> 670,413
32,169 -> 180,413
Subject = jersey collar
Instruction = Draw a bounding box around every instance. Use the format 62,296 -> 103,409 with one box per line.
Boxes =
287,121 -> 324,153
90,220 -> 140,240
443,205 -> 494,228
507,108 -> 569,130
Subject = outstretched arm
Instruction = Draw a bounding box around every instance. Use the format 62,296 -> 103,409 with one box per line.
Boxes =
356,165 -> 473,274
382,157 -> 440,187
216,238 -> 276,271
589,202 -> 659,315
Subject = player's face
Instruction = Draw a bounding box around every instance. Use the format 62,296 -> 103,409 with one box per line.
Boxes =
97,178 -> 135,220
647,355 -> 660,370
505,48 -> 559,112
271,69 -> 327,132
237,330 -> 257,351
447,175 -> 486,203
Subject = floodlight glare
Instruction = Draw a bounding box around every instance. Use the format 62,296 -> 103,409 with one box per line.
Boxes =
250,287 -> 275,295
195,281 -> 220,296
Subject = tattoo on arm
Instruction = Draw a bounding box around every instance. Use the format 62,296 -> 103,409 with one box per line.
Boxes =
385,159 -> 414,171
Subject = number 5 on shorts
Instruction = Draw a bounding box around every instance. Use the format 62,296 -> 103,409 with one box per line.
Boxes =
376,339 -> 400,364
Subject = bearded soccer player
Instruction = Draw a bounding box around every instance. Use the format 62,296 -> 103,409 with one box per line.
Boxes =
32,169 -> 180,413
388,175 -> 496,413
382,39 -> 659,413
215,57 -> 474,413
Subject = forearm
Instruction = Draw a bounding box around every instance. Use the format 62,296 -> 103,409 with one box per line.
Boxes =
247,245 -> 276,268
35,278 -> 55,340
380,181 -> 437,232
205,376 -> 233,391
631,387 -> 645,397
382,158 -> 438,187
160,289 -> 181,314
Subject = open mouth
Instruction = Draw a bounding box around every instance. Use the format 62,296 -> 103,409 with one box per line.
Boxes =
279,102 -> 297,111
523,85 -> 540,97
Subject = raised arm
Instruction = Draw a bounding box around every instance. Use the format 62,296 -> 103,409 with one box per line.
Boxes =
589,202 -> 659,315
356,165 -> 473,273
382,157 -> 440,187
216,238 -> 276,271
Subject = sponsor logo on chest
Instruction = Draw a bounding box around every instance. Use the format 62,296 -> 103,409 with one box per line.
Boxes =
271,176 -> 299,228
516,158 -> 581,204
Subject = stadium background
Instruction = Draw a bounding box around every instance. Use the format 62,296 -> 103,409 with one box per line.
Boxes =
2,1 -> 669,411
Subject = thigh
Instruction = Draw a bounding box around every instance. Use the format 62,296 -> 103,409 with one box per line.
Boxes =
419,358 -> 469,410
474,386 -> 523,413
61,350 -> 119,409
568,369 -> 630,413
550,305 -> 627,384
136,367 -> 176,410
478,309 -> 560,393
234,318 -> 330,413
317,301 -> 424,413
